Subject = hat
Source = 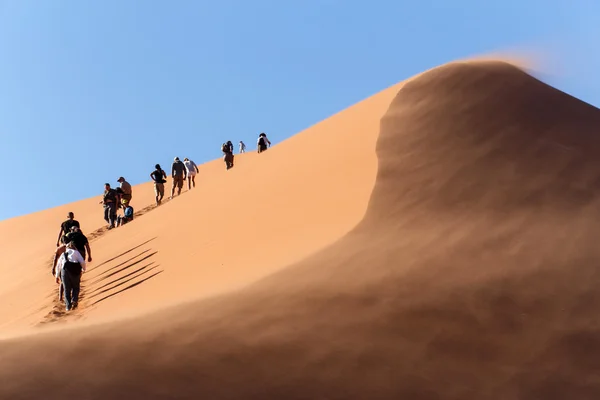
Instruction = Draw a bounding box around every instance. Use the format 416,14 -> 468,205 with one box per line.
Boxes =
174,157 -> 179,161
117,177 -> 124,182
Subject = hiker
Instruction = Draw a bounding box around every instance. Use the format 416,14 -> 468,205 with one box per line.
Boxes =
222,141 -> 234,170
52,235 -> 71,302
117,205 -> 134,226
100,183 -> 119,229
183,157 -> 199,190
56,212 -> 80,246
116,177 -> 133,209
171,157 -> 187,198
239,141 -> 246,153
65,226 -> 92,262
257,132 -> 271,153
150,163 -> 167,205
54,240 -> 86,311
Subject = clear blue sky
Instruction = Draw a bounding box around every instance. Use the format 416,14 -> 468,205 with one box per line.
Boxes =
1,0 -> 599,221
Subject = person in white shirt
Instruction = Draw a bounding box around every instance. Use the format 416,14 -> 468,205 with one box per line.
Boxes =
239,141 -> 246,153
55,241 -> 87,311
183,158 -> 199,190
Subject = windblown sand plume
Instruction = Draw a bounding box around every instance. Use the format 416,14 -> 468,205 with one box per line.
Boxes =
2,59 -> 600,399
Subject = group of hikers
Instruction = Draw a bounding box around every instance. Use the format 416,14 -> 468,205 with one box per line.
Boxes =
52,212 -> 92,311
221,132 -> 272,170
101,177 -> 135,230
51,133 -> 273,312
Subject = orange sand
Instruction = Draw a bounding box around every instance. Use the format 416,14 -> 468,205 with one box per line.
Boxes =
2,59 -> 600,399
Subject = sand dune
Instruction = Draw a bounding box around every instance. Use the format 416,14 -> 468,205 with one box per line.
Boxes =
0,79 -> 401,332
3,59 -> 600,399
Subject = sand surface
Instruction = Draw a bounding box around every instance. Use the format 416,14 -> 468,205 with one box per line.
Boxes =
2,59 -> 600,399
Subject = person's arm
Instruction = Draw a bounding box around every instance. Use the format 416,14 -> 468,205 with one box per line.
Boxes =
75,251 -> 87,273
85,242 -> 92,262
162,170 -> 167,180
55,257 -> 63,282
171,164 -> 175,177
52,250 -> 59,275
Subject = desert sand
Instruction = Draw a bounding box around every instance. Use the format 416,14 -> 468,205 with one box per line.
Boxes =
2,59 -> 600,399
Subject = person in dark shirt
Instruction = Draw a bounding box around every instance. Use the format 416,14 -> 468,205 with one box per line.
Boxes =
56,212 -> 80,247
65,226 -> 92,262
170,157 -> 187,199
222,141 -> 234,170
150,164 -> 167,206
99,183 -> 119,229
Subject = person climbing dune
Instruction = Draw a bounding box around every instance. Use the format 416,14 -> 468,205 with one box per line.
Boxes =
170,157 -> 187,199
65,226 -> 92,262
183,157 -> 199,190
150,164 -> 167,205
116,176 -> 133,209
54,241 -> 86,312
100,183 -> 119,229
239,141 -> 246,153
56,212 -> 80,247
52,235 -> 71,303
257,132 -> 271,153
222,141 -> 234,170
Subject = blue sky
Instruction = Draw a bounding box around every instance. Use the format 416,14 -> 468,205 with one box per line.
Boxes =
1,0 -> 599,221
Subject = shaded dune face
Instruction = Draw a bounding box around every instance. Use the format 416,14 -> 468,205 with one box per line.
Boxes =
3,60 -> 600,399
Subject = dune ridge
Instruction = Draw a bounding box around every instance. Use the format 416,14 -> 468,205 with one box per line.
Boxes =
2,59 -> 600,399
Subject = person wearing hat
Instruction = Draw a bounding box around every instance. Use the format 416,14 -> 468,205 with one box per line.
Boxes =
170,157 -> 187,199
116,176 -> 133,208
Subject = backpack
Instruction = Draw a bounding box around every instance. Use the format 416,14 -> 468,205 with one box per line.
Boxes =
258,137 -> 266,147
124,206 -> 134,219
221,143 -> 229,153
62,250 -> 82,274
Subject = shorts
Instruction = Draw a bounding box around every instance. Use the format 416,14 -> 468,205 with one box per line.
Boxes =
121,197 -> 131,207
172,176 -> 184,189
154,182 -> 165,196
188,171 -> 196,177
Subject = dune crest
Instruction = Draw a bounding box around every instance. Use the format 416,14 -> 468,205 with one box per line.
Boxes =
3,59 -> 600,398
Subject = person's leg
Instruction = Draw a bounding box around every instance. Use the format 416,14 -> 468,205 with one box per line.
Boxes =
171,179 -> 176,198
109,203 -> 117,227
187,176 -> 191,190
192,175 -> 196,188
71,272 -> 81,309
61,268 -> 73,311
177,177 -> 183,195
158,183 -> 164,204
103,205 -> 110,225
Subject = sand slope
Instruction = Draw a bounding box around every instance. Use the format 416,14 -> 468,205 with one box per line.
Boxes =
3,60 -> 600,399
0,79 -> 401,331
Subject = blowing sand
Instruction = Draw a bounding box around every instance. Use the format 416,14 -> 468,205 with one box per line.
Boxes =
1,59 -> 600,399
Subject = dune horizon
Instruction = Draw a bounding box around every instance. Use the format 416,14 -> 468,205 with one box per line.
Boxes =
3,57 -> 600,399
